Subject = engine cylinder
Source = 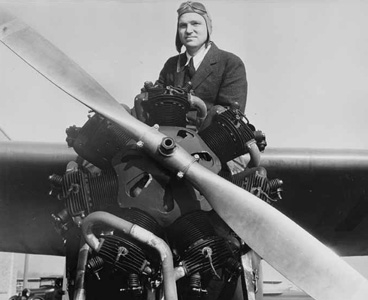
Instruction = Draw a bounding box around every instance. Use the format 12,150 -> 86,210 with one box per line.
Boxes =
113,207 -> 164,239
167,210 -> 216,254
61,168 -> 119,217
167,211 -> 236,277
199,108 -> 255,163
96,208 -> 163,275
67,113 -> 133,169
141,86 -> 190,127
232,167 -> 283,204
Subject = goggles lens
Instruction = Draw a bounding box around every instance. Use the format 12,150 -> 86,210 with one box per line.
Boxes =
178,1 -> 208,15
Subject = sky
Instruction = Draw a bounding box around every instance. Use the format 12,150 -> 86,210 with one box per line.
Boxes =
0,0 -> 368,148
1,0 -> 368,292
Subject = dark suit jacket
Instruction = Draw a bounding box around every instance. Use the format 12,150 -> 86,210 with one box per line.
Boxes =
157,43 -> 247,112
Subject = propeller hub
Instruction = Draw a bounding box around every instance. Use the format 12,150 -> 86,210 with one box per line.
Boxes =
159,137 -> 176,156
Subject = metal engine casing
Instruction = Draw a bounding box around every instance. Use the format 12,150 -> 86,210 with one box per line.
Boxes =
54,88 -> 281,300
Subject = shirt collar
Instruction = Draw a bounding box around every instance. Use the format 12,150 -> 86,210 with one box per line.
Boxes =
185,43 -> 211,70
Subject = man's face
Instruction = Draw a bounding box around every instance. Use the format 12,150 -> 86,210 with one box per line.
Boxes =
178,12 -> 208,54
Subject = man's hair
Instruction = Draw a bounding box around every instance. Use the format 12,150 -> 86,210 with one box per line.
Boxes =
175,1 -> 212,52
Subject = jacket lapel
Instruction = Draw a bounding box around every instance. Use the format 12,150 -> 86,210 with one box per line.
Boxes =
191,43 -> 220,90
174,53 -> 188,87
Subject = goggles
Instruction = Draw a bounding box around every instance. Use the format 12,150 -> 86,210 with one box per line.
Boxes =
177,1 -> 208,16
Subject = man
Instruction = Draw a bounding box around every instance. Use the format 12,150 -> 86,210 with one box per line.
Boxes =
157,1 -> 248,113
156,4 -> 260,300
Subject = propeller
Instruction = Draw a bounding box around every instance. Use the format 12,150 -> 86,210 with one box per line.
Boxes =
1,8 -> 368,300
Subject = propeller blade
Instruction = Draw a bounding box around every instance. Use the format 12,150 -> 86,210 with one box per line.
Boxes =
186,162 -> 368,300
1,9 -> 368,300
0,8 -> 144,136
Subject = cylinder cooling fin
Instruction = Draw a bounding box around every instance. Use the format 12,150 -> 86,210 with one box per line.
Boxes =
98,235 -> 153,275
141,85 -> 191,127
84,208 -> 164,300
50,167 -> 119,218
231,167 -> 283,204
113,207 -> 165,239
198,107 -> 256,163
53,87 -> 276,300
66,112 -> 134,169
167,210 -> 242,299
95,208 -> 163,274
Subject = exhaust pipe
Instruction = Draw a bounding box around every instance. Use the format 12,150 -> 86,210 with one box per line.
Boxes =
73,241 -> 90,300
81,211 -> 178,300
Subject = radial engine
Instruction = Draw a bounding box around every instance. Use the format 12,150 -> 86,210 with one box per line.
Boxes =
49,84 -> 283,300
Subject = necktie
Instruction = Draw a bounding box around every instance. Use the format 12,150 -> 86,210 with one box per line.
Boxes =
185,57 -> 196,80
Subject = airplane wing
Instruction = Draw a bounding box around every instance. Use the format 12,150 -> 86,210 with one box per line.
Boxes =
0,141 -> 76,255
1,143 -> 367,258
262,148 -> 368,257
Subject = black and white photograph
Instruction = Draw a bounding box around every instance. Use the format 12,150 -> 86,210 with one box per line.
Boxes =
0,1 -> 367,299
